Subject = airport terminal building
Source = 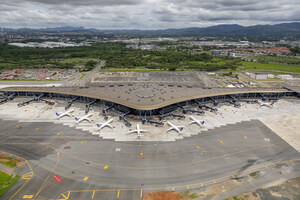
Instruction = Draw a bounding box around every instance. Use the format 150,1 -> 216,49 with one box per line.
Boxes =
1,85 -> 299,118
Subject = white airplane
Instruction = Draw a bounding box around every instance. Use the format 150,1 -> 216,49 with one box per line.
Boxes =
128,124 -> 148,137
188,116 -> 205,127
97,118 -> 114,130
56,109 -> 74,119
75,113 -> 92,123
258,101 -> 275,108
167,121 -> 184,134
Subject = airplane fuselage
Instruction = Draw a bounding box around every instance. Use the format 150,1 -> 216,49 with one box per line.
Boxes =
75,113 -> 92,123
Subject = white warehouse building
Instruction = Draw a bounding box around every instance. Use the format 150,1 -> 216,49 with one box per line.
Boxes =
250,72 -> 268,80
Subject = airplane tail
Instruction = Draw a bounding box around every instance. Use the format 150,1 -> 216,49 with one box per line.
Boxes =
201,121 -> 205,125
180,127 -> 184,132
97,124 -> 101,128
75,117 -> 79,121
56,112 -> 60,117
270,101 -> 275,106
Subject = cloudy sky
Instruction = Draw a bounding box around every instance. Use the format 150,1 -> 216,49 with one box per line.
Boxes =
0,0 -> 299,29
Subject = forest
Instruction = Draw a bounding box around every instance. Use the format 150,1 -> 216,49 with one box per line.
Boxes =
0,43 -> 238,71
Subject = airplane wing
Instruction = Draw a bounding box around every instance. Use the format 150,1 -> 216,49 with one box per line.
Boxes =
85,118 -> 92,123
128,130 -> 137,134
167,127 -> 174,132
189,121 -> 196,125
106,124 -> 113,129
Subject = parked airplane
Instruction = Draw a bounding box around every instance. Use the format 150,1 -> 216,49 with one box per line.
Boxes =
56,109 -> 74,119
188,116 -> 205,127
167,121 -> 184,134
258,101 -> 275,108
75,113 -> 92,123
128,124 -> 148,137
97,118 -> 114,130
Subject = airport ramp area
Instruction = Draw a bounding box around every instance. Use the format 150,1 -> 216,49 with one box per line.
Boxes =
0,99 -> 299,146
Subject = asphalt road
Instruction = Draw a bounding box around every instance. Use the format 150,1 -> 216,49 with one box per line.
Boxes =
0,119 -> 299,200
70,61 -> 105,87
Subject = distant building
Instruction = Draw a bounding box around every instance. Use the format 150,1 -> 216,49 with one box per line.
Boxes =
250,72 -> 268,80
278,75 -> 293,80
268,74 -> 275,79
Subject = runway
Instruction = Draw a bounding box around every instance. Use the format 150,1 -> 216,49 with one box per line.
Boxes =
0,119 -> 299,200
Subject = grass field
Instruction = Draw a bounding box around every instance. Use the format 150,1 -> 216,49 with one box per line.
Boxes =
0,172 -> 19,197
79,74 -> 86,80
241,61 -> 300,73
0,155 -> 19,168
249,55 -> 300,65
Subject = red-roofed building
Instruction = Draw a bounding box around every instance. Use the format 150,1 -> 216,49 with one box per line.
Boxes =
12,69 -> 26,73
36,75 -> 47,80
32,69 -> 49,73
2,76 -> 17,80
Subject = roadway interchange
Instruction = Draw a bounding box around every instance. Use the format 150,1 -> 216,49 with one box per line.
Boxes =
0,117 -> 299,199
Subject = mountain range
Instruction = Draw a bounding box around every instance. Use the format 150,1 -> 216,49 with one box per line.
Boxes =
2,22 -> 300,37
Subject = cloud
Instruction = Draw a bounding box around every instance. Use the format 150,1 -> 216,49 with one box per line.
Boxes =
0,0 -> 299,29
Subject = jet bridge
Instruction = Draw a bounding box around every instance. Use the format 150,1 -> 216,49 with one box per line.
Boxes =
18,94 -> 55,107
85,99 -> 97,114
65,96 -> 79,110
0,93 -> 16,104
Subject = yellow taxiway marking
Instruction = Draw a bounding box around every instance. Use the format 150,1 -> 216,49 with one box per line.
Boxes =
219,140 -> 224,144
244,136 -> 248,139
140,189 -> 143,197
172,187 -> 174,191
187,185 -> 189,189
22,172 -> 33,180
60,192 -> 70,200
80,141 -> 84,144
196,146 -> 200,149
56,159 -> 300,199
213,180 -> 216,183
231,175 -> 235,178
57,133 -> 60,136
35,128 -> 39,131
92,190 -> 95,199
23,195 -> 33,199
140,153 -> 143,156
16,125 -> 19,127
2,151 -> 34,200
83,177 -> 89,181
104,165 -> 109,169
117,190 -> 120,198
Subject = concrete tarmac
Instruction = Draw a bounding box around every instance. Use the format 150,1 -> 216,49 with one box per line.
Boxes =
0,118 -> 299,200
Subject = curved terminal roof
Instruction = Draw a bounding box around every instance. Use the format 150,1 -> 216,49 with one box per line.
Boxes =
0,86 -> 290,110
